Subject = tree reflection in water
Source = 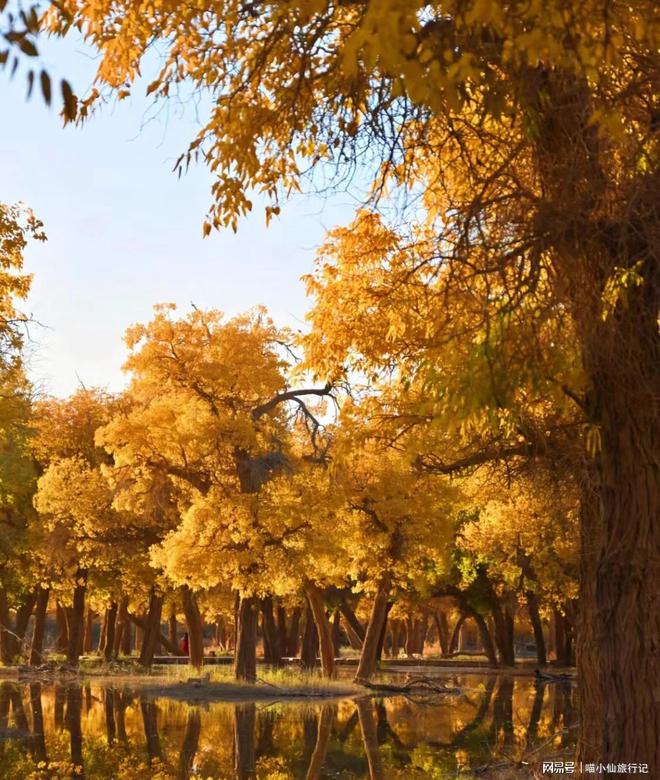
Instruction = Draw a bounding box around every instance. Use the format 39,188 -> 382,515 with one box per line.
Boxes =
0,674 -> 576,779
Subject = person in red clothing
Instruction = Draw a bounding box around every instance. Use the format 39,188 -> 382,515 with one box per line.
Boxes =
181,632 -> 189,655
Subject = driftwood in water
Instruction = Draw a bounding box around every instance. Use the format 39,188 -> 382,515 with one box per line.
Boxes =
356,674 -> 461,695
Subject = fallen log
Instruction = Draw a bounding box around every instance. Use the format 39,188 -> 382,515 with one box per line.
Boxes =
356,674 -> 461,695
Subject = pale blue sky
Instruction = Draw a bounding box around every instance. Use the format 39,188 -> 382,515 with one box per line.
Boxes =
3,34 -> 358,397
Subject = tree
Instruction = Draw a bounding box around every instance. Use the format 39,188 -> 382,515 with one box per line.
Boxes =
41,2 -> 660,763
98,304 -> 333,678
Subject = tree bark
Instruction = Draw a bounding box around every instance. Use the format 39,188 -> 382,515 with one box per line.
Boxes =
114,597 -> 130,657
233,702 -> 256,780
434,611 -> 449,655
138,589 -> 164,668
83,607 -> 94,654
338,596 -> 366,643
29,587 -> 49,666
103,601 -> 118,662
66,570 -> 87,666
168,604 -> 178,650
471,612 -> 498,666
55,602 -> 68,653
526,591 -> 547,666
182,585 -> 204,669
260,595 -> 282,665
448,613 -> 465,655
305,704 -> 333,780
304,583 -> 335,678
234,596 -> 258,682
300,603 -> 318,669
355,579 -> 391,682
286,606 -> 302,657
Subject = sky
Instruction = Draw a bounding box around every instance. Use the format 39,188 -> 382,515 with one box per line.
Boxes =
2,34 -> 359,397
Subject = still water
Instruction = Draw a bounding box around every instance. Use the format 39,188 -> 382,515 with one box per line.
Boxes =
0,672 -> 576,779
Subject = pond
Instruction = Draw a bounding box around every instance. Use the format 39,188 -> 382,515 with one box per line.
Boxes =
0,671 -> 576,779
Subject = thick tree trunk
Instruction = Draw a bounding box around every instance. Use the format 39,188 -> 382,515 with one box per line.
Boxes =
577,379 -> 660,771
526,591 -> 547,666
276,604 -> 288,657
233,702 -> 256,780
304,583 -> 335,678
234,596 -> 258,682
355,579 -> 391,682
29,587 -> 50,666
103,602 -> 118,662
182,585 -> 204,669
114,597 -> 130,657
138,590 -> 164,668
66,571 -> 87,666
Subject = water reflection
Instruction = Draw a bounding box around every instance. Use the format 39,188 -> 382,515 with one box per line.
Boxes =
0,674 -> 576,778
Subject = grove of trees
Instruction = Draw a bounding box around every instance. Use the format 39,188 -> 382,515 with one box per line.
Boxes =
0,0 -> 657,773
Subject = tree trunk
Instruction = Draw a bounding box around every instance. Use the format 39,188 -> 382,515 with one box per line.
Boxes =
168,604 -> 178,650
182,585 -> 204,669
179,709 -> 201,778
300,604 -> 318,669
103,602 -> 118,662
286,606 -> 302,657
55,603 -> 68,654
234,596 -> 258,682
491,603 -> 515,667
138,589 -> 164,668
354,579 -> 391,682
233,702 -> 256,780
115,597 -> 130,657
338,597 -> 366,643
0,589 -> 11,663
276,604 -> 288,658
29,587 -> 49,666
331,610 -> 342,656
304,583 -> 335,678
448,614 -> 465,655
434,611 -> 449,655
305,704 -> 333,780
66,570 -> 87,666
83,608 -> 94,654
526,591 -> 547,666
472,612 -> 498,666
260,596 -> 282,665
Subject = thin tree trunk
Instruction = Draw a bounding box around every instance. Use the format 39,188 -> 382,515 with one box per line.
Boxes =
472,612 -> 498,666
300,604 -> 318,669
115,597 -> 130,657
179,709 -> 201,778
357,699 -> 384,780
83,608 -> 94,654
182,585 -> 204,669
286,606 -> 302,657
434,611 -> 449,655
305,704 -> 333,780
276,604 -> 288,657
29,587 -> 50,666
234,596 -> 258,682
260,596 -> 282,665
103,602 -> 118,662
526,591 -> 547,666
168,604 -> 178,650
338,597 -> 366,643
304,583 -> 335,679
448,614 -> 465,655
355,578 -> 391,682
55,602 -> 68,654
66,570 -> 87,666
